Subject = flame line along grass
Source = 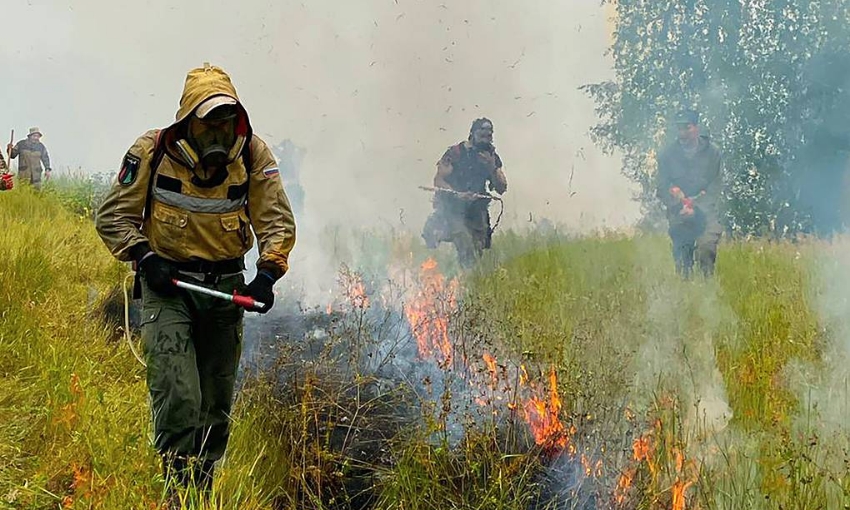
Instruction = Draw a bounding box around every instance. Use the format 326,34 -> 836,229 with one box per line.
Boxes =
404,258 -> 459,367
404,258 -> 577,453
7,182 -> 850,509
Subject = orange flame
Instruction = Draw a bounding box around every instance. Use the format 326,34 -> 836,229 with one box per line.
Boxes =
614,467 -> 636,505
616,422 -> 698,509
483,352 -> 498,385
614,422 -> 660,506
60,460 -> 93,508
581,454 -> 603,478
519,364 -> 530,386
404,258 -> 457,365
346,275 -> 370,309
522,366 -> 570,450
671,447 -> 697,510
671,477 -> 695,510
54,373 -> 85,430
632,433 -> 652,462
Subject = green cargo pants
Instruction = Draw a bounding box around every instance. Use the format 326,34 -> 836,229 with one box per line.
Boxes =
668,215 -> 722,278
140,273 -> 244,463
422,200 -> 491,269
17,169 -> 43,190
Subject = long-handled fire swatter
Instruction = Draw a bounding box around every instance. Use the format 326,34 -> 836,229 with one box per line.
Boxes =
172,278 -> 267,311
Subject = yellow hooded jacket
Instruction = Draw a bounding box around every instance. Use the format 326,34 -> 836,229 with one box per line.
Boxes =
95,64 -> 296,279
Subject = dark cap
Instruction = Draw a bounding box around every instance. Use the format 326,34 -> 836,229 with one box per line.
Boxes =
674,109 -> 699,126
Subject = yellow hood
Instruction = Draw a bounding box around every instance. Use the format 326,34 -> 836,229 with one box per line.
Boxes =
175,63 -> 244,124
164,63 -> 253,169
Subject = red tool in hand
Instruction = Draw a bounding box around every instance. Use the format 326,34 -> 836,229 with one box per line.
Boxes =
681,196 -> 694,211
670,186 -> 695,216
172,278 -> 267,310
669,186 -> 685,201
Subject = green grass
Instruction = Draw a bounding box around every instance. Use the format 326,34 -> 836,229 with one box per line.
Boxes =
41,172 -> 112,220
467,234 -> 840,509
2,183 -> 849,509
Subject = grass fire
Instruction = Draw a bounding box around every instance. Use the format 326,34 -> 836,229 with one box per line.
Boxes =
4,183 -> 850,509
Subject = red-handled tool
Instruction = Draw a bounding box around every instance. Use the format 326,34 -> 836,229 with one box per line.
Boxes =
0,173 -> 13,191
172,278 -> 267,310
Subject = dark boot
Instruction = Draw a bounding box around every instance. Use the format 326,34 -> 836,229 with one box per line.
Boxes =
696,234 -> 720,278
194,459 -> 216,494
161,454 -> 189,508
162,454 -> 191,490
161,455 -> 215,507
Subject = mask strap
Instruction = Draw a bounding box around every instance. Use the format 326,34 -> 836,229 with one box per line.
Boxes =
174,139 -> 200,168
227,135 -> 246,162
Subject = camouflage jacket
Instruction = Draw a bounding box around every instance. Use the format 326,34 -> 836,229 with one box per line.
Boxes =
10,138 -> 51,174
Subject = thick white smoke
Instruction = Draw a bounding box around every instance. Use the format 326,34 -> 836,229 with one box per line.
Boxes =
2,0 -> 636,233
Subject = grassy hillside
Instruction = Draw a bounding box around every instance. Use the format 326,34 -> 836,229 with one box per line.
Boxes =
1,185 -> 848,509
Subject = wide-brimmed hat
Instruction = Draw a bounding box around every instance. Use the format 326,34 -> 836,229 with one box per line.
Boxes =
28,127 -> 42,136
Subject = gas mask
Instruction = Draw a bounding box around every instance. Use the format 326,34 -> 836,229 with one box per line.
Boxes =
174,100 -> 245,187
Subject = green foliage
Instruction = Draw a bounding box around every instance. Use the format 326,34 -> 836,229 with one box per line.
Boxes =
42,172 -> 112,219
583,0 -> 850,236
470,234 -> 849,509
3,187 -> 850,508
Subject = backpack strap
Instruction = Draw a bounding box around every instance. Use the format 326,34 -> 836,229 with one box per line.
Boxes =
143,130 -> 165,221
242,134 -> 254,174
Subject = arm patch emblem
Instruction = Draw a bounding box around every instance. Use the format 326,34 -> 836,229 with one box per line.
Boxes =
118,153 -> 141,186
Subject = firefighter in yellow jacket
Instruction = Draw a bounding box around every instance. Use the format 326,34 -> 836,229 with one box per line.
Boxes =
95,63 -> 296,498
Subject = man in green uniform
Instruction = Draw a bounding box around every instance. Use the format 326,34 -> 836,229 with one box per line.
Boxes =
95,63 -> 296,500
656,109 -> 724,278
7,127 -> 51,190
422,118 -> 508,268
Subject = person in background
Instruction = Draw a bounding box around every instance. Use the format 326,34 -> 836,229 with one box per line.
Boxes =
656,109 -> 724,278
7,127 -> 51,190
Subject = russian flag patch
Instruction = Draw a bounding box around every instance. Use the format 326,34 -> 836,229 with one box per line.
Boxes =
263,167 -> 280,177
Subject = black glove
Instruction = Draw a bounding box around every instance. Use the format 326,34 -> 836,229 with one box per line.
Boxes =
243,270 -> 276,313
132,245 -> 177,297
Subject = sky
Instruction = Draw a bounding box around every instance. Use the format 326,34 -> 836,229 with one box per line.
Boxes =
1,0 -> 639,232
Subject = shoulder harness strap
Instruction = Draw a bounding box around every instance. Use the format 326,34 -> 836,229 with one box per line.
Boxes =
143,130 -> 165,221
143,131 -> 254,220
